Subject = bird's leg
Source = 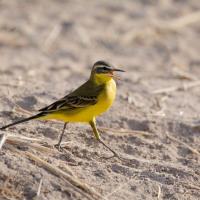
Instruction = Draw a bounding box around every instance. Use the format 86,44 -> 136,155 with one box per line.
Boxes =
89,119 -> 121,160
55,122 -> 68,151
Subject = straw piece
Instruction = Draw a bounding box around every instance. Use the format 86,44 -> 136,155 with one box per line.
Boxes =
157,184 -> 161,199
36,178 -> 43,197
152,80 -> 200,94
181,182 -> 200,191
43,24 -> 62,51
100,127 -> 152,137
172,67 -> 197,81
24,151 -> 101,200
162,11 -> 200,30
6,135 -> 55,154
166,132 -> 200,156
0,133 -> 7,150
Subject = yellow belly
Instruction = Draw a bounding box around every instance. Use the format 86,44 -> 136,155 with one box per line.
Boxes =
41,79 -> 116,122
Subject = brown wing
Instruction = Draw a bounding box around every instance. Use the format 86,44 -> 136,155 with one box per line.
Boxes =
38,80 -> 104,113
38,95 -> 97,112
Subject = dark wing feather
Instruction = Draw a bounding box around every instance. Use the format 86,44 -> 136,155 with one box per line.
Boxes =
38,80 -> 104,113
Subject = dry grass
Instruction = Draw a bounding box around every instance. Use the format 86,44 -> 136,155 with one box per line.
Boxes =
165,132 -> 200,156
152,80 -> 200,94
6,143 -> 101,200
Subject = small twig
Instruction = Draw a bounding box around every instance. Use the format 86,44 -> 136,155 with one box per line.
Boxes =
99,127 -> 152,137
36,178 -> 43,197
161,11 -> 200,30
157,184 -> 161,199
165,132 -> 200,156
75,26 -> 92,46
0,133 -> 7,150
181,182 -> 200,191
6,135 -> 55,153
59,162 -> 77,177
172,67 -> 197,81
102,178 -> 134,200
7,134 -> 44,142
152,80 -> 200,94
24,151 -> 101,200
43,24 -> 62,51
152,86 -> 178,95
13,104 -> 33,116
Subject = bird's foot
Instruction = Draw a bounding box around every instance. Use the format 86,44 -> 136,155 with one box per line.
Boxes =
97,139 -> 125,161
54,143 -> 63,152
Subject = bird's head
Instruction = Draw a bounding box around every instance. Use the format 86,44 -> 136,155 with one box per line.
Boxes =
90,60 -> 125,84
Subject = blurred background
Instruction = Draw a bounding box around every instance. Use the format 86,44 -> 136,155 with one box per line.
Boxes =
1,1 -> 200,199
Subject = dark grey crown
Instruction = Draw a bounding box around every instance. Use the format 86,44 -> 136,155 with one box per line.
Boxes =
92,60 -> 113,73
93,60 -> 111,67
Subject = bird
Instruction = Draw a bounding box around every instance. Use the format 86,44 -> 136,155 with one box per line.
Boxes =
0,60 -> 125,159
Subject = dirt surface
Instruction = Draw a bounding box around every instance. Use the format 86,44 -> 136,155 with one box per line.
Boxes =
0,0 -> 200,199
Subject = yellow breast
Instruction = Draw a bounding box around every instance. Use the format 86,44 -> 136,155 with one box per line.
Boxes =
94,79 -> 116,116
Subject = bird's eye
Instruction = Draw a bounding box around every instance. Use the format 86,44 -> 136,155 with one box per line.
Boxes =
103,66 -> 107,71
95,66 -> 109,73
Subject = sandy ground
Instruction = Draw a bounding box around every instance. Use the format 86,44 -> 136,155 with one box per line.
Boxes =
0,0 -> 200,199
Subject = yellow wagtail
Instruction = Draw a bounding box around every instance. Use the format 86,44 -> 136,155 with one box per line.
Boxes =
0,61 -> 125,158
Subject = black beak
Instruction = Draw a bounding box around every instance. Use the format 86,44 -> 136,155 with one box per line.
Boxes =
112,68 -> 125,72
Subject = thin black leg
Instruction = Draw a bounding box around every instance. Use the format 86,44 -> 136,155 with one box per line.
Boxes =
97,138 -> 122,160
55,122 -> 68,150
89,119 -> 122,160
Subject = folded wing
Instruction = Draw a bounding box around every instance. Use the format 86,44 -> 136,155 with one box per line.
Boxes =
38,80 -> 104,113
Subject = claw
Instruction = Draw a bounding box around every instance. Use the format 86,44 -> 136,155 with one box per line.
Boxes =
54,143 -> 63,152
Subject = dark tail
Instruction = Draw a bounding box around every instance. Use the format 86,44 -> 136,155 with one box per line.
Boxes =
0,113 -> 45,130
